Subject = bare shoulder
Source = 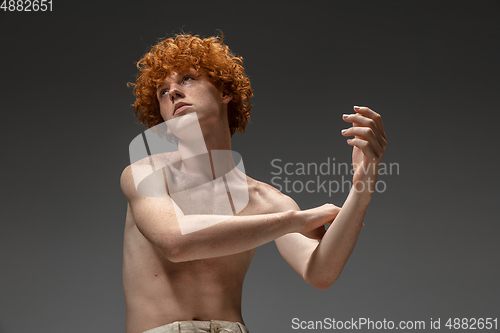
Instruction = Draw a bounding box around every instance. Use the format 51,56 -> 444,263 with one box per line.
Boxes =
120,152 -> 180,200
120,164 -> 135,199
119,160 -> 146,198
245,177 -> 300,214
120,155 -> 152,185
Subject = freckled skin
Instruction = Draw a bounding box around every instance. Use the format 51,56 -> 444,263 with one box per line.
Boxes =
123,176 -> 287,333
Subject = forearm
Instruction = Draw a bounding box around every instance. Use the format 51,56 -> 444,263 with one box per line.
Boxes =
304,188 -> 372,289
162,211 -> 297,262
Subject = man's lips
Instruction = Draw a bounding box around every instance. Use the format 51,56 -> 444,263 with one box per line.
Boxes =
173,103 -> 192,116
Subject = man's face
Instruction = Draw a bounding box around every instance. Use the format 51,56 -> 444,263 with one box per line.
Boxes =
156,68 -> 232,126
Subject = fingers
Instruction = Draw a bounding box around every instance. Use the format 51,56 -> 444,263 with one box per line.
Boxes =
325,204 -> 341,225
353,106 -> 386,141
324,203 -> 341,218
341,126 -> 383,159
303,204 -> 341,238
342,106 -> 387,157
343,107 -> 386,141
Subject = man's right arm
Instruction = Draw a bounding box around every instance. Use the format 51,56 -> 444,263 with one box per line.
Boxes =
120,165 -> 337,262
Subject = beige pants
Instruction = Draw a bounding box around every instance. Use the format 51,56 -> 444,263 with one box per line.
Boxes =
143,320 -> 249,333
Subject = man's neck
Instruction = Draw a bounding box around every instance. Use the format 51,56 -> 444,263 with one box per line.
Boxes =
177,122 -> 235,180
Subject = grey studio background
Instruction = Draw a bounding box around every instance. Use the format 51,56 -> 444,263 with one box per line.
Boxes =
1,1 -> 499,332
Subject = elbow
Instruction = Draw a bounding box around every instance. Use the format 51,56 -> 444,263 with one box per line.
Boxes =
158,235 -> 190,263
307,278 -> 337,291
161,247 -> 183,263
304,270 -> 342,290
313,284 -> 331,291
134,218 -> 192,262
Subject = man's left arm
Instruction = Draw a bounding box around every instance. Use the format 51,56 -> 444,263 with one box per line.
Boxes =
275,106 -> 387,289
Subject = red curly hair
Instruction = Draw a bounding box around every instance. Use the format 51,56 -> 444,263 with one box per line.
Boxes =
129,33 -> 253,136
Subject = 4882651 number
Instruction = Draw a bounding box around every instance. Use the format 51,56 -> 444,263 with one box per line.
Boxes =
1,0 -> 53,11
445,318 -> 498,330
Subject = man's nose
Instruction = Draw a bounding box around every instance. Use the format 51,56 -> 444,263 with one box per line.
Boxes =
169,83 -> 184,102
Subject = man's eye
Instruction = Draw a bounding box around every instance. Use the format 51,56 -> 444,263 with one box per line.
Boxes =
161,90 -> 169,96
183,76 -> 193,83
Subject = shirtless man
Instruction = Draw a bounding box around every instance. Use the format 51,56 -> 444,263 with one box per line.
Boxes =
120,34 -> 387,333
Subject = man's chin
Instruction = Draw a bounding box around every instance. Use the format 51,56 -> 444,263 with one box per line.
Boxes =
167,112 -> 203,140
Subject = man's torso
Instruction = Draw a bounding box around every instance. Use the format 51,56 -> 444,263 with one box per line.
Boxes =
122,167 -> 287,333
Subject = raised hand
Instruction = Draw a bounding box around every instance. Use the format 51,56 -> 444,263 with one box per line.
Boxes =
341,106 -> 387,192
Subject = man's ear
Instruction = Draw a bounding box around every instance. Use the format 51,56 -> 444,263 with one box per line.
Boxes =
222,89 -> 233,104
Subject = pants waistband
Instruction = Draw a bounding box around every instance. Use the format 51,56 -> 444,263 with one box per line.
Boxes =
143,320 -> 249,333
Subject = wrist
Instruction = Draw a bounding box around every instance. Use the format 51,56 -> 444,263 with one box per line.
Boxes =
352,173 -> 379,194
347,185 -> 374,206
284,209 -> 302,234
